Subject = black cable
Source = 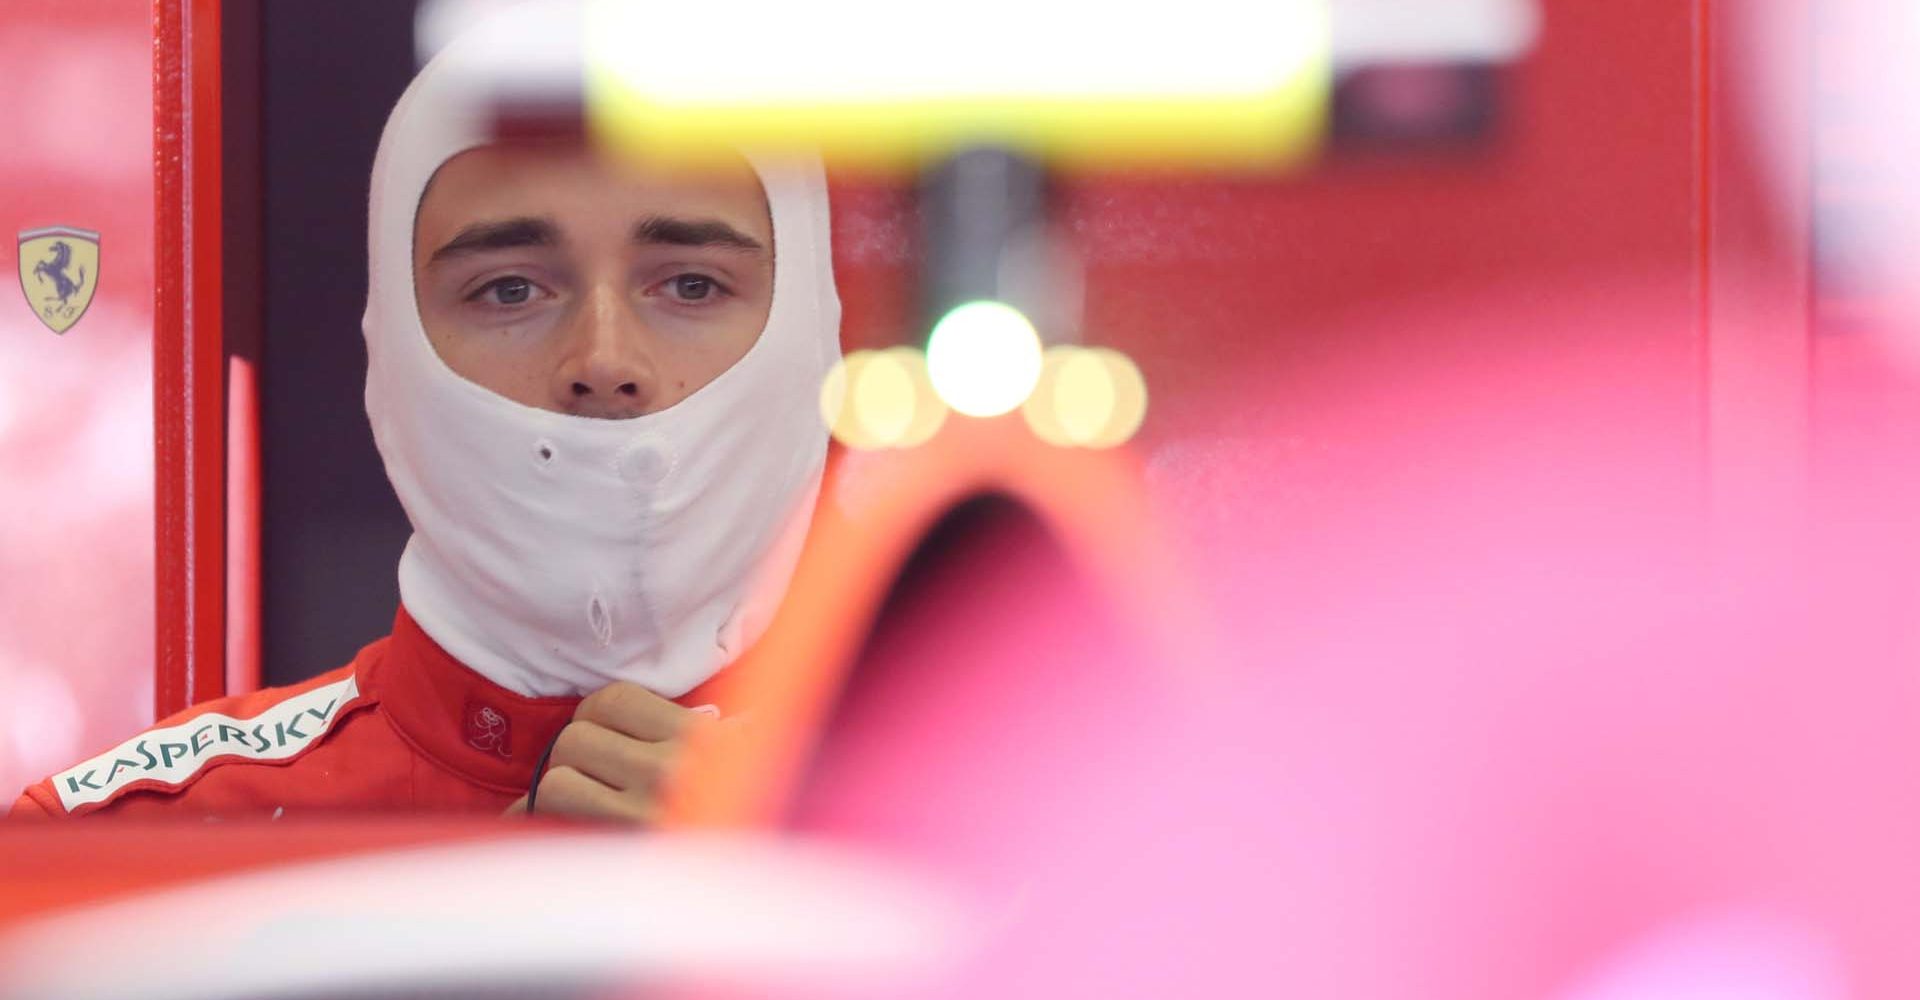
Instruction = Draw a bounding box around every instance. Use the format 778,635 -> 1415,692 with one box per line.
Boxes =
525,727 -> 566,814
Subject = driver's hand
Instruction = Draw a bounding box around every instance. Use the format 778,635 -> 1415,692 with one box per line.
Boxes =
501,681 -> 713,823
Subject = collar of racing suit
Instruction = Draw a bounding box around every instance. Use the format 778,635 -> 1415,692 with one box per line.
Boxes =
366,605 -> 729,794
366,606 -> 579,793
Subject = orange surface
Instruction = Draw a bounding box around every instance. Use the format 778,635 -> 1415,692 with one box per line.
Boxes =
665,415 -> 1213,828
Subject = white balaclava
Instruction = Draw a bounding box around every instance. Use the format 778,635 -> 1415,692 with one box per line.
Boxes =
362,6 -> 839,698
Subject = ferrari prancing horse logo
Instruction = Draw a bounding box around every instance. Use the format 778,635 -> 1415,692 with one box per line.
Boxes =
18,226 -> 100,335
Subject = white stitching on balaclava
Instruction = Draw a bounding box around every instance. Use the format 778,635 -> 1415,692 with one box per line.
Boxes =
363,2 -> 838,697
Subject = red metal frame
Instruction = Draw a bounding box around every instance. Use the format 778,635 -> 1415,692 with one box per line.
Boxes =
153,0 -> 228,718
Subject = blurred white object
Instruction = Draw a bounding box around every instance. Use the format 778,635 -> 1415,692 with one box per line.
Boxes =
422,0 -> 1539,82
1333,0 -> 1541,67
413,0 -> 522,65
587,0 -> 1326,104
423,0 -> 1326,101
0,833 -> 969,1000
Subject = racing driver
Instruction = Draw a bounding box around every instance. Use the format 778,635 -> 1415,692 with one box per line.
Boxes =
11,4 -> 839,822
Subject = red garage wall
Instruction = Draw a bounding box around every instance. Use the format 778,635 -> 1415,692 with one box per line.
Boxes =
833,0 -> 1755,577
0,0 -> 156,802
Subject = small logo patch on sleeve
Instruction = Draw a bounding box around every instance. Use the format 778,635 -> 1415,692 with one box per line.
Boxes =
52,674 -> 362,812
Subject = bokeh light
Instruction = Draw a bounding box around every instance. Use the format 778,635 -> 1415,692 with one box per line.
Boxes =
1083,348 -> 1148,448
821,348 -> 949,450
926,301 -> 1044,419
1020,348 -> 1078,448
853,350 -> 916,445
1020,346 -> 1149,448
882,346 -> 948,449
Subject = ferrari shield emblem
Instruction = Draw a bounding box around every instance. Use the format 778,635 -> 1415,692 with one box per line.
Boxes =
18,226 -> 100,334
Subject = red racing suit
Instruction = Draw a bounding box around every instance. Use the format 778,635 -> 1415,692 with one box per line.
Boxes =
10,608 -> 714,819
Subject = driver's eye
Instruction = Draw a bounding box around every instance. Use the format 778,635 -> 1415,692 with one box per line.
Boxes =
670,274 -> 715,301
489,278 -> 534,305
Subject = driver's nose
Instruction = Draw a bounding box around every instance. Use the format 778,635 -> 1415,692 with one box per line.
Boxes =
552,283 -> 658,418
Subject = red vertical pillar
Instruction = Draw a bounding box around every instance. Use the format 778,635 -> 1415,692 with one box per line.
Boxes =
153,0 -> 227,719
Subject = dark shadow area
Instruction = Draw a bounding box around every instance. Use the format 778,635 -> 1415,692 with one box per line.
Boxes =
786,492 -> 1162,888
258,0 -> 418,685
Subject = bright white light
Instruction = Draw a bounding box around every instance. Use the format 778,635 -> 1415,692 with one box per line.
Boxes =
588,0 -> 1328,104
927,302 -> 1044,419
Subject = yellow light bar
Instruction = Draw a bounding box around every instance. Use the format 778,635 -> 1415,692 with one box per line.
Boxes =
584,0 -> 1331,169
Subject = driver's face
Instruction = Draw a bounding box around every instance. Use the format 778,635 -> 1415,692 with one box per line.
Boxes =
412,144 -> 774,419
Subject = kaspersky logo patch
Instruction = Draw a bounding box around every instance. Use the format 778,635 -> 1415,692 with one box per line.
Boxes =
52,674 -> 362,812
17,226 -> 100,335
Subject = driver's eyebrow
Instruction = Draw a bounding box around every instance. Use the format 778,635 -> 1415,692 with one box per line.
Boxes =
429,217 -> 558,263
634,215 -> 766,254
